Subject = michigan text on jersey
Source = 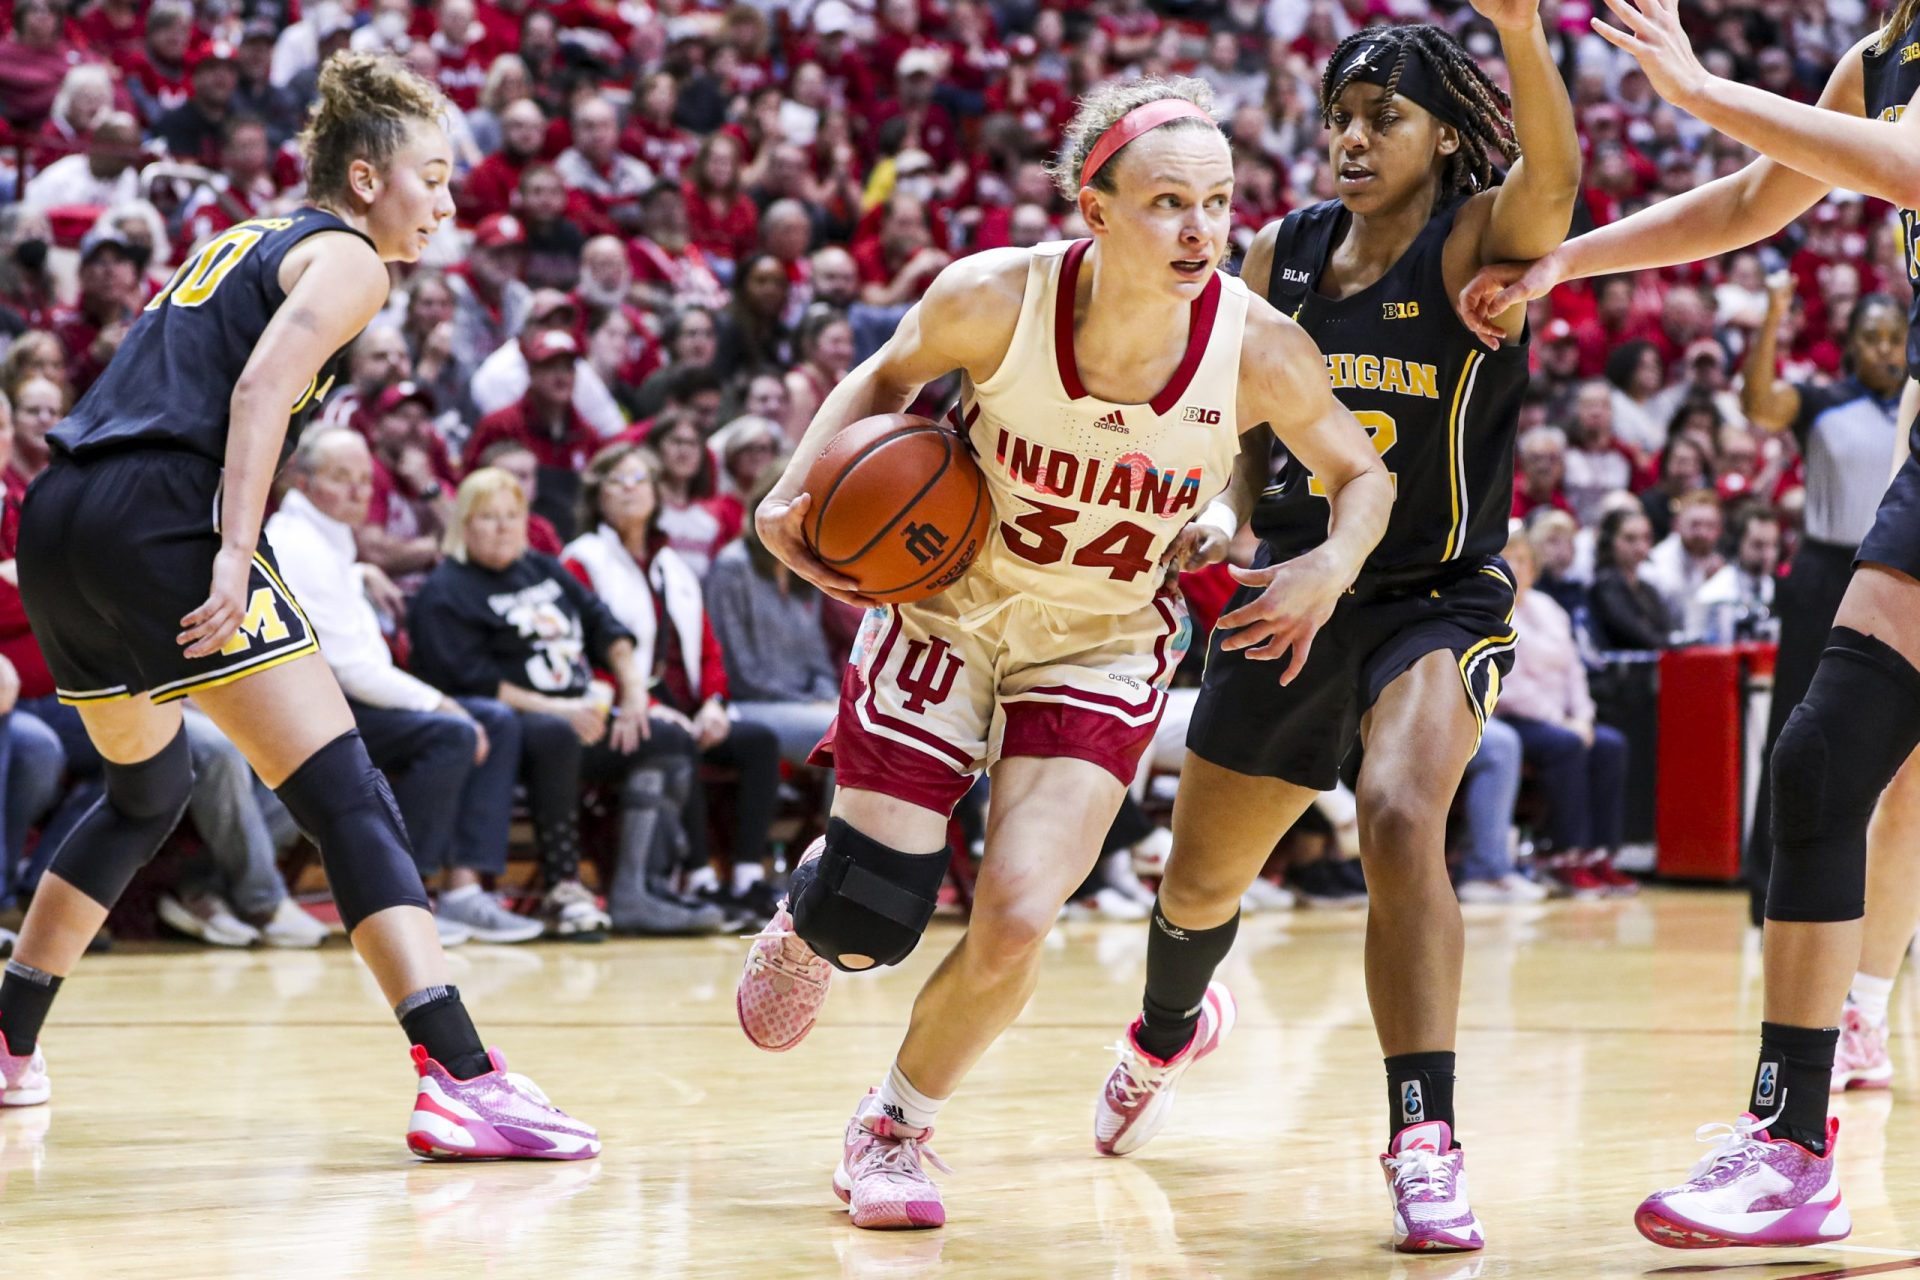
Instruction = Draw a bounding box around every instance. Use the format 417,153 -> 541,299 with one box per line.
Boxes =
1322,354 -> 1441,400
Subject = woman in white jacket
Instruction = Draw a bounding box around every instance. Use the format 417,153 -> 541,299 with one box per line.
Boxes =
563,443 -> 783,914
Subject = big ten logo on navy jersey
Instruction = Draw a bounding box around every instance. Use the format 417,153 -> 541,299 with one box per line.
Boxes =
491,579 -> 587,693
987,425 -> 1206,584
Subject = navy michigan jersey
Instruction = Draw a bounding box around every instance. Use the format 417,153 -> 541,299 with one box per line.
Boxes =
1862,23 -> 1920,381
50,207 -> 371,469
1256,198 -> 1529,576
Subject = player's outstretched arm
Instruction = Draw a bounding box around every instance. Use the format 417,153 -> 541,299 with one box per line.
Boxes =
1740,272 -> 1804,434
1217,307 -> 1392,685
1596,0 -> 1920,207
1455,33 -> 1871,347
757,250 -> 1026,607
1474,0 -> 1581,266
180,233 -> 389,659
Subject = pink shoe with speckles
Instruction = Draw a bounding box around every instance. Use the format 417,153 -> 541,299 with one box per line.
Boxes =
405,1046 -> 600,1161
737,837 -> 834,1053
1635,1114 -> 1848,1248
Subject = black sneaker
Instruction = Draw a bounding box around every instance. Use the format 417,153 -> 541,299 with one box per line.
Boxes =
1287,860 -> 1366,910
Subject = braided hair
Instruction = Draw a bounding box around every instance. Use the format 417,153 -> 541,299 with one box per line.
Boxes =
1319,25 -> 1519,200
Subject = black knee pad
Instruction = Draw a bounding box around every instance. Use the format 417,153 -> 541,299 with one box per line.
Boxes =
275,730 -> 431,932
50,726 -> 193,908
790,818 -> 945,972
1769,628 -> 1920,923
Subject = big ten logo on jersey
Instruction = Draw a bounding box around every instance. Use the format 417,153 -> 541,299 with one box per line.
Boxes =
1381,301 -> 1421,320
1904,43 -> 1920,63
1182,406 -> 1222,425
218,587 -> 292,656
991,429 -> 1204,583
491,580 -> 586,692
897,635 -> 963,714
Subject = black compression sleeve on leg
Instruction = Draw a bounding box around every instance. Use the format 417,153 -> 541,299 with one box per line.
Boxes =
1137,901 -> 1239,1060
1768,628 -> 1920,923
1752,1023 -> 1839,1154
47,725 -> 193,908
397,984 -> 492,1082
275,731 -> 431,932
0,960 -> 63,1056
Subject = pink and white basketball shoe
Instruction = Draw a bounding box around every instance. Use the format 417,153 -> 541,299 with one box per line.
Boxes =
1093,982 -> 1236,1156
405,1046 -> 600,1161
1831,1005 -> 1893,1092
1381,1120 -> 1484,1252
737,837 -> 834,1052
0,1026 -> 48,1108
1634,1114 -> 1848,1248
833,1090 -> 951,1230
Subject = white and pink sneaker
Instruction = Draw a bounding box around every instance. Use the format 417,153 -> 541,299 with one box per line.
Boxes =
737,839 -> 834,1053
1634,1114 -> 1848,1248
1831,1005 -> 1893,1092
1093,982 -> 1236,1157
833,1090 -> 951,1230
0,1026 -> 48,1108
1381,1120 -> 1484,1252
405,1046 -> 600,1161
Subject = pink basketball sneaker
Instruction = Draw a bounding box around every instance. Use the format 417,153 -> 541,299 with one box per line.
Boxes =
737,838 -> 834,1052
833,1090 -> 951,1230
405,1046 -> 601,1161
1381,1120 -> 1484,1252
1831,1005 -> 1893,1092
0,1027 -> 48,1108
1634,1114 -> 1848,1248
1093,981 -> 1236,1156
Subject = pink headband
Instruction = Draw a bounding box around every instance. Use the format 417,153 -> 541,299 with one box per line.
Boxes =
1080,99 -> 1214,186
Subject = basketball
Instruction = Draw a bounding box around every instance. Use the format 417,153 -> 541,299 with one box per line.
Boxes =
802,413 -> 991,604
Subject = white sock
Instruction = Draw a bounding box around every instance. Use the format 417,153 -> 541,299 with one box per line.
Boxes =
732,862 -> 766,894
1848,971 -> 1895,1027
684,865 -> 720,894
875,1061 -> 945,1132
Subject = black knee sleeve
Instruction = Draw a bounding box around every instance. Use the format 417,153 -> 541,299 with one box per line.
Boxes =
790,818 -> 945,972
50,726 -> 193,908
275,730 -> 430,932
1768,628 -> 1920,923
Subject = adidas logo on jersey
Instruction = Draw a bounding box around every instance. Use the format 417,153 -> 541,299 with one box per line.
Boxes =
1093,409 -> 1128,433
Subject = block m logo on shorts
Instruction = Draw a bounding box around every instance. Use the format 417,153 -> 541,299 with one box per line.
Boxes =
897,636 -> 963,714
218,588 -> 291,656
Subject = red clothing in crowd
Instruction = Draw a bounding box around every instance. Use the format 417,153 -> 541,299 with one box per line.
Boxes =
681,183 -> 759,264
461,150 -> 532,224
1512,483 -> 1575,521
74,4 -> 144,67
0,467 -> 53,698
122,50 -> 189,122
466,401 -> 600,476
620,115 -> 697,183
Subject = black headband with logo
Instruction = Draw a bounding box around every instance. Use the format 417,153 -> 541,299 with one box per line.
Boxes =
1327,39 -> 1463,131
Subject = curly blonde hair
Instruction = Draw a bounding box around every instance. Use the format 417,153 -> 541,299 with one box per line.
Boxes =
299,51 -> 447,207
1046,76 -> 1220,199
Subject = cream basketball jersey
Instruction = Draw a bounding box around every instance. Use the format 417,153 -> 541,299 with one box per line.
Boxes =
953,238 -> 1246,617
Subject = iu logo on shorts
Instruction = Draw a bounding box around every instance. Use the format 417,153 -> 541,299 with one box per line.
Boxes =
897,636 -> 963,713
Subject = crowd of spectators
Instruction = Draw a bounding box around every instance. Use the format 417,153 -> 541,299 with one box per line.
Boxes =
0,0 -> 1899,936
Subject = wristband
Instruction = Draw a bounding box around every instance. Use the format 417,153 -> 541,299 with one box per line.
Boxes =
1195,501 -> 1239,540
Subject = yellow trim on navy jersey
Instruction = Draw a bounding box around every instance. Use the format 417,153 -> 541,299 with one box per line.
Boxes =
55,685 -> 134,706
1442,351 -> 1483,561
1456,626 -> 1519,731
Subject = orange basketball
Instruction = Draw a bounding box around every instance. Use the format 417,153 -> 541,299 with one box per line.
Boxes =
802,413 -> 991,604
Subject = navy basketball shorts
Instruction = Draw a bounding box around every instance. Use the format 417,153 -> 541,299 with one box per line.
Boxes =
1856,446 -> 1920,583
1187,551 -> 1518,791
17,449 -> 318,706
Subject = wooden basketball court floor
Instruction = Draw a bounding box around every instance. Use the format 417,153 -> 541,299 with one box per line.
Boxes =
3,888 -> 1919,1279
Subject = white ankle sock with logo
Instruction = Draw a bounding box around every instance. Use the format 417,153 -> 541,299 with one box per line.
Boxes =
1849,971 -> 1895,1027
875,1061 -> 944,1132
